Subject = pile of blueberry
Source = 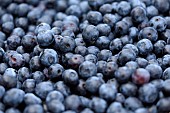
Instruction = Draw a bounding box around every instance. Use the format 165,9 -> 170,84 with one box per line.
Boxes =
1,0 -> 170,113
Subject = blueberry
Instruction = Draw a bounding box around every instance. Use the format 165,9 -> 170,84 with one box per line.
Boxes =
7,3 -> 18,15
65,95 -> 82,112
115,93 -> 125,103
35,23 -> 51,34
85,54 -> 97,64
2,68 -> 17,88
2,22 -> 14,34
8,52 -> 25,69
68,54 -> 84,69
0,48 -> 5,62
136,57 -> 148,68
82,25 -> 99,45
87,11 -> 102,25
79,96 -> 91,108
62,69 -> 79,86
27,8 -> 43,24
78,61 -> 97,78
64,15 -> 79,25
107,78 -> 119,89
0,86 -> 5,100
79,1 -> 90,14
162,54 -> 170,67
107,54 -> 118,62
1,14 -> 13,23
117,1 -> 131,16
150,79 -> 164,91
62,52 -> 74,67
96,60 -> 107,73
54,81 -> 71,97
103,14 -> 120,27
99,4 -> 112,14
146,6 -> 159,19
46,91 -> 64,102
97,49 -> 112,61
162,29 -> 170,41
162,79 -> 170,95
5,108 -> 21,113
146,64 -> 162,79
115,21 -> 129,36
85,76 -> 104,94
81,108 -> 94,113
90,97 -> 107,113
164,45 -> 170,54
88,0 -> 105,10
122,16 -> 133,28
47,99 -> 65,113
120,35 -> 133,46
66,5 -> 82,18
149,16 -> 167,32
125,61 -> 138,72
131,6 -> 146,23
32,71 -> 45,84
39,49 -> 58,67
138,83 -> 158,103
76,79 -> 87,96
87,46 -> 100,56
138,27 -> 158,42
24,93 -> 42,105
37,30 -> 54,47
109,38 -> 123,54
103,61 -> 118,78
29,56 -> 41,71
118,49 -> 136,65
95,36 -> 110,49
106,102 -> 126,113
114,66 -> 132,83
120,82 -> 137,97
75,37 -> 86,46
137,39 -> 153,56
132,68 -> 150,85
154,40 -> 166,56
62,22 -> 78,33
59,36 -> 76,53
96,24 -> 111,36
22,79 -> 35,93
48,63 -> 64,79
51,27 -> 62,35
7,35 -> 21,50
23,104 -> 44,113
3,88 -> 25,107
135,108 -> 149,113
165,16 -> 170,29
153,0 -> 169,13
18,67 -> 31,82
16,3 -> 30,17
99,83 -> 117,101
124,97 -> 143,111
16,46 -> 25,54
123,44 -> 139,55
156,97 -> 170,112
35,81 -> 54,99
21,34 -> 37,51
129,27 -> 139,39
162,67 -> 170,80
32,45 -> 42,55
15,17 -> 28,30
52,35 -> 63,50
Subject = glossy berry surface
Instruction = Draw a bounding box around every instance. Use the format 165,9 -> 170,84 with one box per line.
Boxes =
0,0 -> 169,112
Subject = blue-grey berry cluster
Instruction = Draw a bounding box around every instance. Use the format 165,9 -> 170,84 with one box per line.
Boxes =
0,0 -> 170,113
